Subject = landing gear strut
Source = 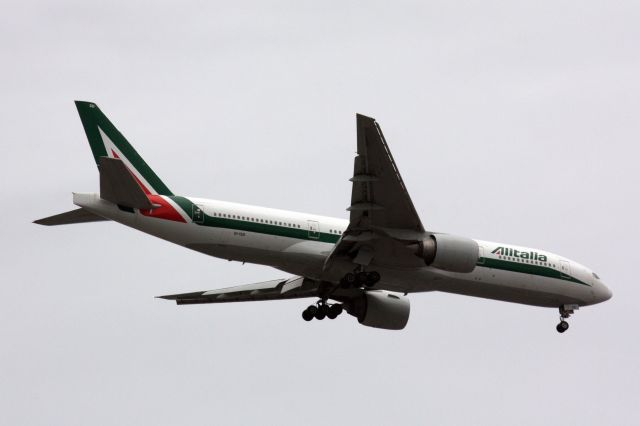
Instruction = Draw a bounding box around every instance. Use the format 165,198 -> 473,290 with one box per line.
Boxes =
302,300 -> 343,321
556,304 -> 579,333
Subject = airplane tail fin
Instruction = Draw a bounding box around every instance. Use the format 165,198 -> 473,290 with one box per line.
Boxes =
74,101 -> 173,196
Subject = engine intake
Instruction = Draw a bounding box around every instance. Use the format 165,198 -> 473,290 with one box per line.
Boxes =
349,290 -> 410,330
417,233 -> 479,273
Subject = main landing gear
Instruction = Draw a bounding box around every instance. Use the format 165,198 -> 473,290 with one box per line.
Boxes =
339,270 -> 380,288
302,300 -> 343,321
301,269 -> 381,323
556,304 -> 579,333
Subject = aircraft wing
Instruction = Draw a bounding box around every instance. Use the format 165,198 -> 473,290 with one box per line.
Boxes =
348,114 -> 425,233
158,276 -> 322,305
324,115 -> 427,271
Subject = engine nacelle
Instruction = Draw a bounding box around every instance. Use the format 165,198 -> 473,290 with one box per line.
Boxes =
351,290 -> 410,330
417,233 -> 479,273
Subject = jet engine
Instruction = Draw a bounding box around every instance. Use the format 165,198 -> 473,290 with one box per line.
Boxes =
348,290 -> 410,330
416,233 -> 479,273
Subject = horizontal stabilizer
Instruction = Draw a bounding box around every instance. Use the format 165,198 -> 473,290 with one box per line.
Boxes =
34,208 -> 108,226
99,157 -> 153,209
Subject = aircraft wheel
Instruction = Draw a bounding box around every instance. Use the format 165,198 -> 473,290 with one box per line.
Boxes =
365,271 -> 380,287
314,304 -> 328,320
315,309 -> 326,320
302,308 -> 314,321
327,304 -> 343,319
343,273 -> 356,286
356,271 -> 368,285
556,321 -> 569,333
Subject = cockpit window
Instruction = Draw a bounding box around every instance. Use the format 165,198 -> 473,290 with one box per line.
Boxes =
592,272 -> 600,279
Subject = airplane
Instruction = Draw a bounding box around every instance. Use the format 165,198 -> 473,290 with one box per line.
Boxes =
34,101 -> 613,333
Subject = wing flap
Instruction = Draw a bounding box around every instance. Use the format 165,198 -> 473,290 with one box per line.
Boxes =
158,277 -> 319,305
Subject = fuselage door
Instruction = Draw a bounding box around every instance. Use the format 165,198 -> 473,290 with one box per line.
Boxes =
560,260 -> 572,280
192,204 -> 205,224
307,220 -> 320,239
477,246 -> 486,265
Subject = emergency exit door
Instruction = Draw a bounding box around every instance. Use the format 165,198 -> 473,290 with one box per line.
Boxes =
307,220 -> 320,239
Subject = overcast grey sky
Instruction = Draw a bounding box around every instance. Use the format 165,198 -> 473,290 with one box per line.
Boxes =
1,1 -> 639,425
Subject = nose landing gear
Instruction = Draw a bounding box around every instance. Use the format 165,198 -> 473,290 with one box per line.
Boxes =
556,304 -> 579,333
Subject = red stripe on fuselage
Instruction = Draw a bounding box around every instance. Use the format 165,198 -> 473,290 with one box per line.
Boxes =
140,195 -> 187,223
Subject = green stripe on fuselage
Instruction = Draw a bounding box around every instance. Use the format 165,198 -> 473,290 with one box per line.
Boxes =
477,257 -> 589,286
169,196 -> 341,244
169,196 -> 587,285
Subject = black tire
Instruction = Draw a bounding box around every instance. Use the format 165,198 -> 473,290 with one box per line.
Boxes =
356,271 -> 368,285
366,271 -> 381,286
302,309 -> 314,321
328,304 -> 343,319
307,305 -> 318,316
344,273 -> 356,285
556,321 -> 569,333
315,309 -> 326,320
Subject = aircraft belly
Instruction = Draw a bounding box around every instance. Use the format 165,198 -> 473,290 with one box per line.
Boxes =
430,266 -> 592,307
187,231 -> 332,276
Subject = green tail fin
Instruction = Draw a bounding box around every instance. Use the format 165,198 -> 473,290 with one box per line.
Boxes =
75,101 -> 173,196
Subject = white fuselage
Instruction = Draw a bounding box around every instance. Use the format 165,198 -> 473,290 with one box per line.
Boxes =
74,192 -> 612,309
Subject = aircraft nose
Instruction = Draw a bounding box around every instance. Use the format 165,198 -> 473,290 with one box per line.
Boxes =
593,281 -> 613,303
